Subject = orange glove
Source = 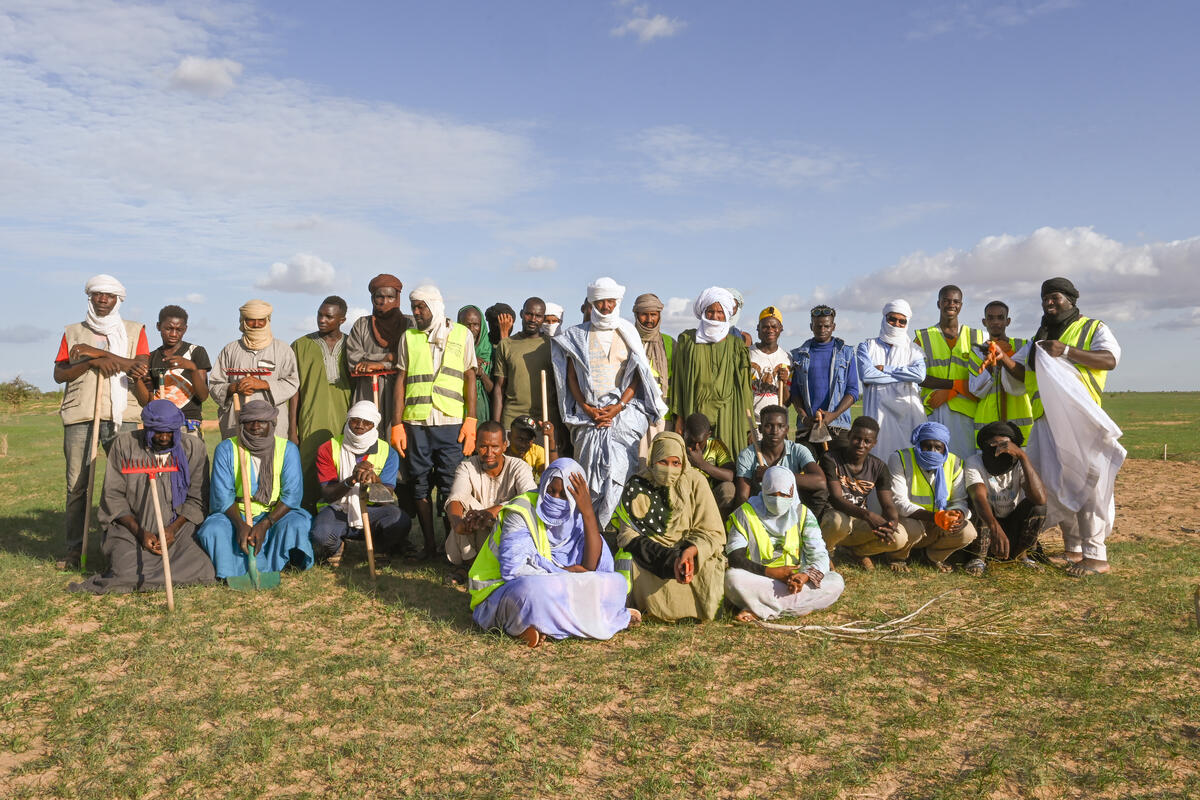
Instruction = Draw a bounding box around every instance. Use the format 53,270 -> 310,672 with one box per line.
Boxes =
390,423 -> 407,457
458,416 -> 477,456
934,509 -> 963,531
927,388 -> 954,409
953,379 -> 977,402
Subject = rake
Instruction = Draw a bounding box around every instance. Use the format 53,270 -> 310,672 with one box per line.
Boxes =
120,456 -> 179,611
361,368 -> 398,409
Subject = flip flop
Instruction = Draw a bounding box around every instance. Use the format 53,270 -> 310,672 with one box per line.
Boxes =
964,558 -> 987,577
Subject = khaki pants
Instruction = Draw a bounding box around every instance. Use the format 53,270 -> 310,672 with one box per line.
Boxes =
819,510 -> 910,557
893,517 -> 977,564
445,526 -> 489,566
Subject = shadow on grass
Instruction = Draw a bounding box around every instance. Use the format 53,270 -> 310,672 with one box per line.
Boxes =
333,554 -> 478,632
0,508 -> 65,561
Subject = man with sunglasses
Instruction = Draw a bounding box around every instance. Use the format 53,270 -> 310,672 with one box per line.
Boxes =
856,300 -> 927,462
789,304 -> 859,460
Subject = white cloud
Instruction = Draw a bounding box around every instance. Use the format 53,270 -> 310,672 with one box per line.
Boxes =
256,253 -> 337,294
169,56 -> 243,97
523,256 -> 558,272
875,201 -> 951,230
0,325 -> 54,344
663,296 -> 693,326
631,126 -> 858,191
908,0 -> 1079,40
502,207 -> 776,247
185,292 -> 206,304
346,306 -> 371,325
611,5 -> 685,43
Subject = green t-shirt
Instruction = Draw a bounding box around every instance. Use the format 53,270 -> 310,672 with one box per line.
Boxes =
493,333 -> 556,428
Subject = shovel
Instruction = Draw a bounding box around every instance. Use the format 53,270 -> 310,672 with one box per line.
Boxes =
226,434 -> 282,591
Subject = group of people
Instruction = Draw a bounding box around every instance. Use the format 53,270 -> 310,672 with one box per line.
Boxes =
54,271 -> 1123,647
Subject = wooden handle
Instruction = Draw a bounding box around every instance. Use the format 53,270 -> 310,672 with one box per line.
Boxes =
81,369 -> 105,571
540,371 -> 551,458
360,486 -> 376,581
146,477 -> 175,612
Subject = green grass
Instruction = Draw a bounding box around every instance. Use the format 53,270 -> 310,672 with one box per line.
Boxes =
1102,392 -> 1200,461
2,396 -> 1199,798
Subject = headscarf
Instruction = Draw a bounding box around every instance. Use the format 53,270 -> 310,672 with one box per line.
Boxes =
632,293 -> 668,385
238,399 -> 279,506
586,277 -> 625,331
878,299 -> 913,348
368,274 -> 406,349
141,399 -> 189,512
750,465 -> 801,536
727,288 -> 745,328
535,457 -> 589,548
911,421 -> 951,510
239,299 -> 274,351
1030,277 -> 1082,368
693,286 -> 734,344
647,431 -> 687,489
337,400 -> 382,529
84,274 -> 131,423
457,304 -> 492,366
977,420 -> 1022,476
410,285 -> 450,347
542,302 -> 564,335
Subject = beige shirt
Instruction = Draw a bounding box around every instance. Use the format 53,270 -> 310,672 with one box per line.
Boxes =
447,454 -> 536,511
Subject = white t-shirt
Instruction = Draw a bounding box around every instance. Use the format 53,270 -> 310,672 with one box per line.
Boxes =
749,346 -> 791,420
964,454 -> 1025,518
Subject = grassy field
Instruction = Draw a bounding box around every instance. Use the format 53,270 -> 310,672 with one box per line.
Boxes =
1,395 -> 1199,799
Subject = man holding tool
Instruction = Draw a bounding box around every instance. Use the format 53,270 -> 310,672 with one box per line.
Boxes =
209,299 -> 300,440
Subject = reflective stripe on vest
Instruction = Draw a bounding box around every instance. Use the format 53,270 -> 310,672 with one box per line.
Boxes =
1025,317 -> 1106,420
467,491 -> 547,609
231,435 -> 290,519
402,324 -> 471,422
897,447 -> 963,511
969,337 -> 1034,444
614,548 -> 633,593
917,325 -> 984,417
727,502 -> 806,567
314,436 -> 392,511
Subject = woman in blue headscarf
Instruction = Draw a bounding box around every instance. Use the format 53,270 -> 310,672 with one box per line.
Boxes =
468,458 -> 638,647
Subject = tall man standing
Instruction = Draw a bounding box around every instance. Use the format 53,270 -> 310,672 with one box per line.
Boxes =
915,285 -> 984,459
789,304 -> 859,459
54,274 -> 150,569
749,306 -> 791,423
492,297 -> 558,436
346,274 -> 409,441
209,299 -> 300,440
857,300 -> 926,462
289,296 -> 353,511
391,285 -> 478,560
968,300 -> 1033,445
633,293 -> 674,464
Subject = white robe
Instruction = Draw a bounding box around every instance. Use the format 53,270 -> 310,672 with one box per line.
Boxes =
856,338 -> 926,462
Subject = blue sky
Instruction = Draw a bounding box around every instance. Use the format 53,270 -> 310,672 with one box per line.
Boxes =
3,0 -> 1199,390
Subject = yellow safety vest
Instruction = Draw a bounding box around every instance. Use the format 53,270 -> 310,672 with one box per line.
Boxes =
230,435 -> 290,519
897,447 -> 963,511
726,501 -> 806,567
1025,316 -> 1107,420
915,324 -> 985,417
968,337 -> 1033,444
314,436 -> 392,511
402,324 -> 470,422
467,492 -> 547,609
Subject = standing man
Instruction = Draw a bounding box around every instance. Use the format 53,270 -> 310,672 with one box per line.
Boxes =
346,274 -> 409,441
857,300 -> 926,462
633,293 -> 674,464
289,296 -> 353,511
209,299 -> 300,440
492,297 -> 558,437
541,303 -> 564,337
131,305 -> 211,437
789,304 -> 859,458
1010,278 -> 1122,577
749,306 -> 791,423
915,285 -> 985,459
390,284 -> 478,560
968,300 -> 1033,445
53,274 -> 150,569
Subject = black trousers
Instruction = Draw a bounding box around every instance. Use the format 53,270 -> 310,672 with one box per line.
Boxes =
967,498 -> 1046,559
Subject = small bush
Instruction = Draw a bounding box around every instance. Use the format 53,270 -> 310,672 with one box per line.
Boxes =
0,376 -> 44,408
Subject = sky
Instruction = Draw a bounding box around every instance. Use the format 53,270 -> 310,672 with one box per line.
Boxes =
3,0 -> 1199,390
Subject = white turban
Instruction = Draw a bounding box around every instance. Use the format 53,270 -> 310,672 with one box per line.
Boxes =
726,287 -> 745,328
879,299 -> 913,347
83,274 -> 131,424
346,399 -> 382,427
543,302 -> 563,318
541,302 -> 564,337
586,277 -> 625,331
693,286 -> 734,344
411,284 -> 450,346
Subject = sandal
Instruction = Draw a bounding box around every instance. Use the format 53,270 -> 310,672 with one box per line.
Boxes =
887,559 -> 910,574
1017,555 -> 1044,572
964,558 -> 987,577
518,626 -> 545,648
627,608 -> 642,628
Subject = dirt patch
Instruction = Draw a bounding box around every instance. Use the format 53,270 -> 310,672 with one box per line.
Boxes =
1112,458 -> 1200,544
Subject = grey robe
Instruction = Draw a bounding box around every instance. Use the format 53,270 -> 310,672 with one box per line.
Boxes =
67,431 -> 216,594
344,314 -> 409,440
209,338 -> 300,439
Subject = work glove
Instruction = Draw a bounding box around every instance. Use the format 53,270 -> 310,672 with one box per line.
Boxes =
458,416 -> 478,456
390,423 -> 407,457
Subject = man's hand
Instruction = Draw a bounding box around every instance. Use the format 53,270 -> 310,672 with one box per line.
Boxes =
235,376 -> 270,394
991,438 -> 1026,462
139,527 -> 161,554
461,509 -> 496,535
240,519 -> 269,555
764,565 -> 798,584
539,420 -> 555,438
92,355 -> 123,378
458,417 -> 477,456
164,355 -> 197,372
352,460 -> 377,485
1042,340 -> 1069,358
497,313 -> 514,339
989,528 -> 1011,560
352,361 -> 391,375
813,409 -> 828,426
566,471 -> 594,515
673,544 -> 698,584
126,360 -> 149,380
686,442 -> 706,468
785,571 -> 810,594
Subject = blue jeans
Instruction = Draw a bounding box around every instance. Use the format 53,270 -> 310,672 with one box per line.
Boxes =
63,420 -> 138,554
404,423 -> 463,505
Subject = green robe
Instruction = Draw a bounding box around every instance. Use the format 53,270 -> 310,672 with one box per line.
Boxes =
669,330 -> 753,456
291,333 -> 353,510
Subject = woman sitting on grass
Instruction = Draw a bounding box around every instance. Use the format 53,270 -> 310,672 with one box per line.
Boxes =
724,465 -> 844,622
468,458 -> 638,648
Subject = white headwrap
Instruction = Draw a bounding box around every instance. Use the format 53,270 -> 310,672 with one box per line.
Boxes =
411,285 -> 450,347
879,299 -> 913,347
336,400 -> 384,529
541,302 -> 564,337
586,277 -> 625,332
84,274 -> 131,423
754,465 -> 801,535
693,286 -> 734,344
726,288 -> 745,328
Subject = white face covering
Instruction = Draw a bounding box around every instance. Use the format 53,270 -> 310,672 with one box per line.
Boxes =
693,287 -> 734,344
878,299 -> 913,347
336,401 -> 383,529
759,465 -> 800,534
586,278 -> 625,332
541,303 -> 563,336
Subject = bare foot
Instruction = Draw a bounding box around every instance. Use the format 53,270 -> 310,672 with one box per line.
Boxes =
733,609 -> 760,623
928,559 -> 953,574
1065,558 -> 1110,577
517,626 -> 545,648
858,555 -> 875,572
627,608 -> 642,627
888,560 -> 910,574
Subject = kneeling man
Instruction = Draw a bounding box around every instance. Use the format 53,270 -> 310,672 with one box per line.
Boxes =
963,421 -> 1047,576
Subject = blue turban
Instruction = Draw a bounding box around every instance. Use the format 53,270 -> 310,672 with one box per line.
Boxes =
911,421 -> 951,510
141,399 -> 190,513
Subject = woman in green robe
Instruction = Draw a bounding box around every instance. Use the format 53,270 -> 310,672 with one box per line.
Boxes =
457,305 -> 492,424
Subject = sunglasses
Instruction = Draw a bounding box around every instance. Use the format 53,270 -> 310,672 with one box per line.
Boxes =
810,305 -> 835,317
885,314 -> 907,326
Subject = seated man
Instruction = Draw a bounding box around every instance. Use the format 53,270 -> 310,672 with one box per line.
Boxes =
310,401 -> 412,566
963,421 -> 1048,576
196,400 -> 314,580
68,400 -> 216,594
445,420 -> 537,580
724,466 -> 844,621
887,421 -> 977,572
819,416 -> 910,571
682,412 -> 736,516
506,414 -> 558,481
734,404 -> 827,518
